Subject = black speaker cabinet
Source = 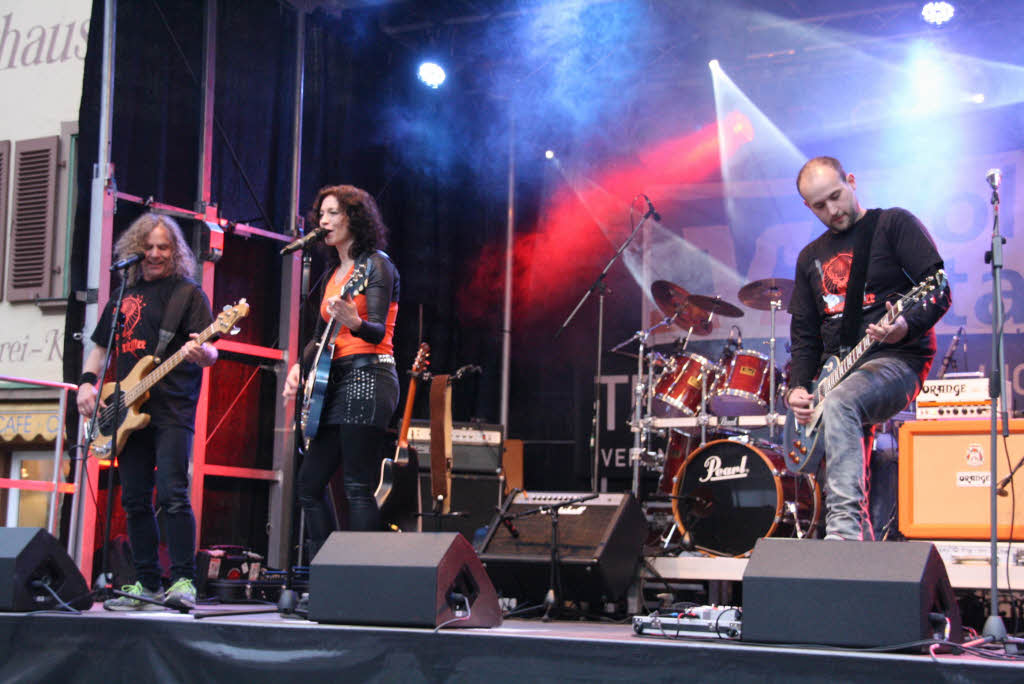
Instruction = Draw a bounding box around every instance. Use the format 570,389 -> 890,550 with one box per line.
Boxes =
741,538 -> 962,648
477,491 -> 646,603
309,531 -> 502,628
0,527 -> 93,612
418,472 -> 503,542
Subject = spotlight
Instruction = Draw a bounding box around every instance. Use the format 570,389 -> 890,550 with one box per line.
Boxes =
544,150 -> 556,160
921,2 -> 954,26
968,93 -> 985,104
417,61 -> 446,89
708,59 -> 720,71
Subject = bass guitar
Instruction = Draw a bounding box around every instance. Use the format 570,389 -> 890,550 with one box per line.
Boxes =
88,300 -> 249,458
782,270 -> 947,473
375,342 -> 430,528
300,260 -> 370,447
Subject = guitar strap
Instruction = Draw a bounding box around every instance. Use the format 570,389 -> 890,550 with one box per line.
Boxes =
154,279 -> 198,363
839,210 -> 880,351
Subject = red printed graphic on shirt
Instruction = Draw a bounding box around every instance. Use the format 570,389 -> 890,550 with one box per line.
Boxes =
119,294 -> 148,356
819,251 -> 876,315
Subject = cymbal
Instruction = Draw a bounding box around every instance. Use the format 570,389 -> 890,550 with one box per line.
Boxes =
650,281 -> 714,335
737,278 -> 795,311
686,293 -> 744,318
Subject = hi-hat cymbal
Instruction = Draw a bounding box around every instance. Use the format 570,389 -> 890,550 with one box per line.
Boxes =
650,280 -> 714,335
737,278 -> 795,311
686,293 -> 744,318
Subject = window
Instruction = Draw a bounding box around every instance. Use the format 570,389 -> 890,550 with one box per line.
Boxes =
7,136 -> 58,302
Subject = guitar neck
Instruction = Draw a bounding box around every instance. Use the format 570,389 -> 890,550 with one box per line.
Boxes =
396,380 -> 418,450
124,324 -> 219,405
817,303 -> 903,400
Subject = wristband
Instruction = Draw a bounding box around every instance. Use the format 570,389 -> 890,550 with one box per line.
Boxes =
79,372 -> 98,386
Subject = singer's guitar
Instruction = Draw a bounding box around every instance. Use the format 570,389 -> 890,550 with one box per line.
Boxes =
300,260 -> 370,447
88,300 -> 249,458
782,270 -> 947,473
375,343 -> 430,528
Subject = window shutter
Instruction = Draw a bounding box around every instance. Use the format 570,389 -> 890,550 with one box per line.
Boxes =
6,136 -> 58,302
0,140 -> 9,299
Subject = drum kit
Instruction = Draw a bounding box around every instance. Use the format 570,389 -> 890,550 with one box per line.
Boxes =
613,277 -> 821,557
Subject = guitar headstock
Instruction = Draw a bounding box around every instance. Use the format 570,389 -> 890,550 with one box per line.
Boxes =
214,299 -> 250,335
411,342 -> 431,378
345,261 -> 371,297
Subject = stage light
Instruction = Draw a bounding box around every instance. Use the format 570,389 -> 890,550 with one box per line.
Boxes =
544,150 -> 556,160
968,93 -> 985,104
417,62 -> 446,89
708,59 -> 720,71
921,2 -> 954,26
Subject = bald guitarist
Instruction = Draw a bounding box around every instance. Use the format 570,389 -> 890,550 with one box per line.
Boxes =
785,157 -> 950,542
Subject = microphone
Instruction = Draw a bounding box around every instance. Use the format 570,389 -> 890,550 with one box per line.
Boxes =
938,326 -> 963,379
986,169 -> 1002,190
109,253 -> 143,271
642,195 -> 661,222
280,227 -> 328,255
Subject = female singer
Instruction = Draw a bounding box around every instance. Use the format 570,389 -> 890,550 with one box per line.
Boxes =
282,185 -> 400,553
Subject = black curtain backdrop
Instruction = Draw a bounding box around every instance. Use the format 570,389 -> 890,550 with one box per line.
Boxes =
70,0 -> 600,559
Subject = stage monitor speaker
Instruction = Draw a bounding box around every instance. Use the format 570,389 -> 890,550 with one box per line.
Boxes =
476,491 -> 646,604
741,538 -> 961,648
0,527 -> 93,612
308,531 -> 501,628
899,418 -> 1024,539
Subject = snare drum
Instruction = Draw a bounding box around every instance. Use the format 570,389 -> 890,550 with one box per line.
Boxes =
671,439 -> 820,556
709,350 -> 783,416
653,352 -> 718,417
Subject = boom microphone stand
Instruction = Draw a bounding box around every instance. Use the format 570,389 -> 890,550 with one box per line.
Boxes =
980,168 -> 1017,649
555,198 -> 659,493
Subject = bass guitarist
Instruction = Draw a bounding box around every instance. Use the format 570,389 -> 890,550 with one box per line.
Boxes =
785,157 -> 951,541
76,213 -> 218,611
282,185 -> 400,555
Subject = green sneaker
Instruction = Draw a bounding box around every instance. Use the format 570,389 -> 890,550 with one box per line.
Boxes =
164,578 -> 196,611
103,581 -> 165,611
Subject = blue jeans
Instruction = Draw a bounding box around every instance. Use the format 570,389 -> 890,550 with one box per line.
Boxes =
820,356 -> 921,540
118,423 -> 196,591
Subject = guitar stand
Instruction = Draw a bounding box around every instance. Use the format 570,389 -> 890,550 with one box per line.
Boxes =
417,496 -> 468,532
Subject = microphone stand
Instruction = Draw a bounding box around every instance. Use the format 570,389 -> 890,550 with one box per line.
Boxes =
981,171 -> 1017,650
500,493 -> 599,621
81,267 -> 184,610
554,206 -> 658,493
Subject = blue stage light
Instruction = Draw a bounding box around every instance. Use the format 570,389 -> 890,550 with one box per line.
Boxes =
417,62 -> 446,89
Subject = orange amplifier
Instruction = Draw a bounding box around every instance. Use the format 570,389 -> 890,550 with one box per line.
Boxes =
899,419 -> 1024,539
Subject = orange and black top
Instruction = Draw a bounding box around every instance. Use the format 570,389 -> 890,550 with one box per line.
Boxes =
304,251 -> 399,365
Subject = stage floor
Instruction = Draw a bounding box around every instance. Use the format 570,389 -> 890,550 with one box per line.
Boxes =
1,601 -> 1022,683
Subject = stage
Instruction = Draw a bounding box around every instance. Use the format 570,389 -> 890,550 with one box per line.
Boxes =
1,601 -> 1021,683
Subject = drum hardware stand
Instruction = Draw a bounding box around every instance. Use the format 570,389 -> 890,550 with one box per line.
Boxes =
612,315 -> 678,499
765,291 -> 783,441
556,202 -> 658,493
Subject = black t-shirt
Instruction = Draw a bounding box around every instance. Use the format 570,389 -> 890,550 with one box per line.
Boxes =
91,276 -> 214,429
787,207 -> 951,392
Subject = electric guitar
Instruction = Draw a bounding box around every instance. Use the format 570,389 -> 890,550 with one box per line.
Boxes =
87,300 -> 249,458
375,342 -> 430,528
300,260 -> 370,447
782,270 -> 947,473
